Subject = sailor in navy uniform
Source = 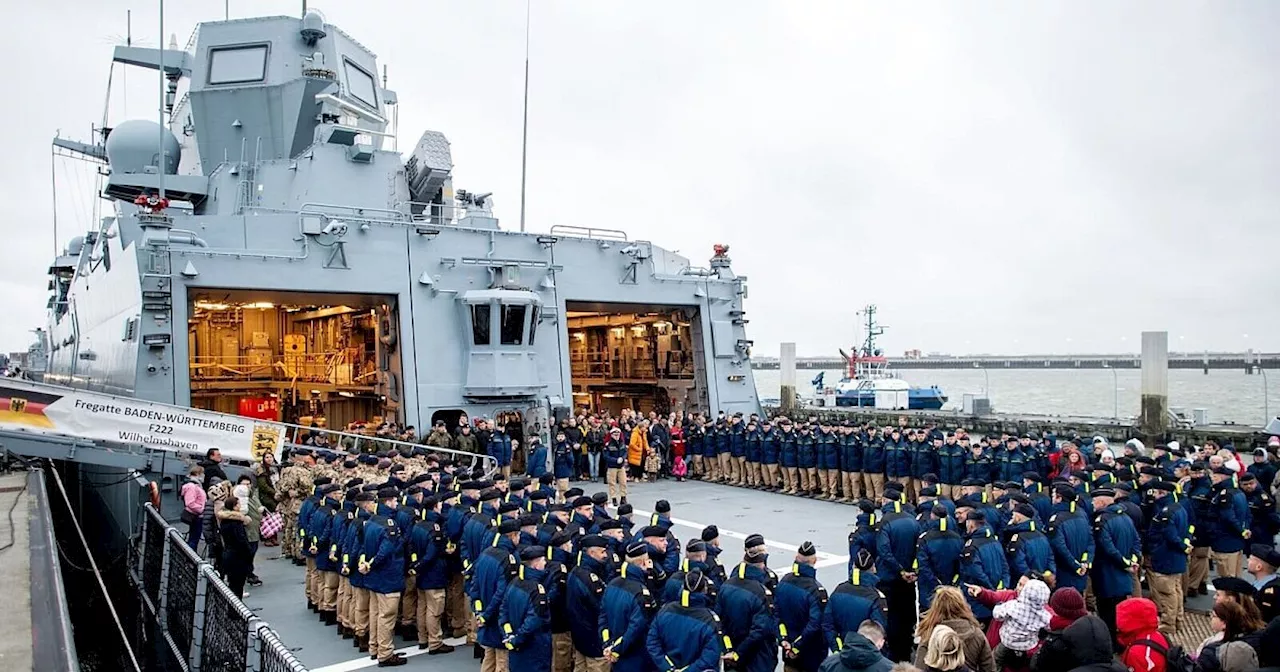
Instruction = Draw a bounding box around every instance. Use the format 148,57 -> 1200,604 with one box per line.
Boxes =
645,569 -> 724,671
776,541 -> 828,672
822,549 -> 886,654
1246,544 -> 1280,623
717,543 -> 779,672
600,542 -> 659,672
499,546 -> 553,672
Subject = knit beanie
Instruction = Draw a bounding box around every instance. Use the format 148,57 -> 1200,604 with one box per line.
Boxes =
1218,640 -> 1258,672
924,625 -> 965,671
1048,587 -> 1087,622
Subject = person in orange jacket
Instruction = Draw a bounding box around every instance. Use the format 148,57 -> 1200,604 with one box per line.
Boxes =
628,420 -> 650,481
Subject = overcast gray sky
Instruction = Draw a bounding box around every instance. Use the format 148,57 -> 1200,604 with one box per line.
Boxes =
4,1 -> 1277,358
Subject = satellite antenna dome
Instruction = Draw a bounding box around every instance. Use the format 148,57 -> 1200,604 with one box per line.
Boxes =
104,119 -> 181,175
301,10 -> 327,46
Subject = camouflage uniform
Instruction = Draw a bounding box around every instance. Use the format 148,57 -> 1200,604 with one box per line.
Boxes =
276,463 -> 311,559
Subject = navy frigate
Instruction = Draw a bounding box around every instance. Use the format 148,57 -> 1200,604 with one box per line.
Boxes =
4,6 -> 769,671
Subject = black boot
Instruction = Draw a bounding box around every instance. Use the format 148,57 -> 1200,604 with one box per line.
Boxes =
473,643 -> 484,659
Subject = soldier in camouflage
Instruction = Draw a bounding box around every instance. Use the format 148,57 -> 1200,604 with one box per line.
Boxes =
277,450 -> 315,562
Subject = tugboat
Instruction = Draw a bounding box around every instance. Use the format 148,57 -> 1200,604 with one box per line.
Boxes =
830,305 -> 947,410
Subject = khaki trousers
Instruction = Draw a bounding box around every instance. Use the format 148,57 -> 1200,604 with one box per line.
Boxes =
745,460 -> 759,486
1213,550 -> 1243,580
447,573 -> 471,640
806,467 -> 818,492
573,649 -> 611,672
692,455 -> 704,477
944,484 -> 963,500
556,478 -> 569,495
719,453 -> 732,481
401,574 -> 418,626
353,586 -> 371,637
606,467 -> 628,501
321,571 -> 339,612
842,471 -> 860,500
552,632 -> 574,672
733,456 -> 746,483
370,591 -> 401,662
826,470 -> 839,498
338,576 -> 352,627
1147,571 -> 1184,635
797,467 -> 810,492
481,646 -> 510,672
416,588 -> 447,648
708,454 -> 721,481
865,473 -> 885,501
305,558 -> 318,603
1186,546 -> 1210,592
784,467 -> 798,492
765,464 -> 779,488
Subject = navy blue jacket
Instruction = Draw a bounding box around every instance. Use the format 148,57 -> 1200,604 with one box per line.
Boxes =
527,441 -> 550,478
885,438 -> 910,479
1145,495 -> 1191,576
729,424 -> 746,458
717,563 -> 779,672
840,434 -> 862,473
488,431 -> 514,467
937,441 -> 966,485
308,499 -> 342,572
462,506 -> 498,571
1207,482 -> 1250,553
470,536 -> 517,649
662,558 -> 711,605
1026,484 -> 1054,524
501,565 -> 552,672
874,502 -> 919,580
959,525 -> 1009,620
964,450 -> 994,484
745,429 -> 763,464
360,506 -> 406,595
603,438 -> 628,470
1002,519 -> 1055,581
715,425 -> 730,457
409,513 -> 450,590
1046,501 -> 1095,593
910,440 -> 937,480
776,563 -> 828,670
566,556 -> 609,658
779,431 -> 797,468
341,508 -> 372,589
1184,476 -> 1213,546
862,435 -> 886,474
817,431 -> 841,471
915,518 -> 963,608
553,441 -> 576,479
761,429 -> 780,466
1090,504 -> 1141,599
797,432 -> 817,469
646,591 -> 722,672
994,447 -> 1026,483
821,570 -> 886,653
599,563 -> 658,672
847,512 -> 878,577
1246,487 -> 1280,543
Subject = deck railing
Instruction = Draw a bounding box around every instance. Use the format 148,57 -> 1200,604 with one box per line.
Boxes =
134,504 -> 308,672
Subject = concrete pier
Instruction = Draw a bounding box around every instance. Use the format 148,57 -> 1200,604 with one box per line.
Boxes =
780,342 -> 797,413
1140,331 -> 1169,439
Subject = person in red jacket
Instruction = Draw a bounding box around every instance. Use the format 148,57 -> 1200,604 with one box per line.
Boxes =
1116,597 -> 1169,672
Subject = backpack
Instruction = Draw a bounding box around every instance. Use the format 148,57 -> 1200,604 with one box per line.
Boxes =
1131,637 -> 1195,672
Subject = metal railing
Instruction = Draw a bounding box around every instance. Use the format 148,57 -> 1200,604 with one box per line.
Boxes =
190,352 -> 372,385
134,504 -> 307,672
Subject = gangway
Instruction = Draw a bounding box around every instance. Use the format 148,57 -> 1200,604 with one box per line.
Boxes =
0,377 -> 498,478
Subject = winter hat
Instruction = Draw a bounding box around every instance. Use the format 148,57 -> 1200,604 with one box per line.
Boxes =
1048,587 -> 1087,623
924,625 -> 965,671
1217,640 -> 1258,672
1020,579 -> 1050,608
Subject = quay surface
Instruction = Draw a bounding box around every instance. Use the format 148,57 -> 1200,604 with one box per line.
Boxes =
753,352 -> 1280,371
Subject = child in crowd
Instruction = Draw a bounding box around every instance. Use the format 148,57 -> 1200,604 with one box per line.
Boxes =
644,443 -> 662,482
672,455 -> 687,482
991,579 -> 1051,670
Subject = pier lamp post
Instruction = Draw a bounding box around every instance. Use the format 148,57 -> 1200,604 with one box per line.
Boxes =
1103,362 -> 1118,420
1260,365 -> 1269,425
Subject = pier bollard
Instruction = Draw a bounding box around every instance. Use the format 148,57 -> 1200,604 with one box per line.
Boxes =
1140,331 -> 1169,438
780,342 -> 798,414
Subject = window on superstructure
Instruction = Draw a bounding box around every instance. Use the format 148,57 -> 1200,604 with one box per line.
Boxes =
500,305 -> 527,346
528,307 -> 540,345
344,59 -> 378,108
471,304 -> 491,346
208,45 -> 269,85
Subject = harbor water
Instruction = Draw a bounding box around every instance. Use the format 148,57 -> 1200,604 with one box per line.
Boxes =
753,367 -> 1278,426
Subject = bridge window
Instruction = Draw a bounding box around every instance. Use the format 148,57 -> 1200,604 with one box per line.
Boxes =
471,304 -> 491,346
501,305 -> 527,346
528,306 -> 540,345
344,59 -> 378,107
208,45 -> 268,85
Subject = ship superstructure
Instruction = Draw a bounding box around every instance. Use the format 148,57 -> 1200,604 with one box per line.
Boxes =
45,10 -> 761,446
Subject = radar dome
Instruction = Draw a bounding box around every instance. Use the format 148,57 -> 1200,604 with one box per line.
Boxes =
105,119 -> 181,175
301,10 -> 327,46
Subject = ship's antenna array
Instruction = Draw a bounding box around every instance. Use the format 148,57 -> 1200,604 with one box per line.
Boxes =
157,0 -> 165,200
518,0 -> 531,232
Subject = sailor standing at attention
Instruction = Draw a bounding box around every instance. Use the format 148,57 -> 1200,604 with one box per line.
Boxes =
645,569 -> 724,671
361,488 -> 407,667
776,541 -> 829,672
717,536 -> 780,672
600,542 -> 659,672
472,518 -> 520,672
500,546 -> 554,672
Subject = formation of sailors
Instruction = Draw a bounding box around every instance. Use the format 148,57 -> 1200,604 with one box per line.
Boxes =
267,413 -> 1280,671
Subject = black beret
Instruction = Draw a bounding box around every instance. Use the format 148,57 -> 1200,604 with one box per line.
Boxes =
460,481 -> 482,491
293,448 -> 312,457
1239,473 -> 1257,484
345,477 -> 365,489
1190,461 -> 1207,471
798,541 -> 816,557
640,525 -> 666,539
701,525 -> 719,541
361,483 -> 381,492
1013,503 -> 1037,520
539,473 -> 555,484
597,519 -> 623,532
354,491 -> 376,502
388,464 -> 405,474
1150,481 -> 1178,492
1211,576 -> 1255,595
509,478 -> 528,490
1113,482 -> 1133,493
1249,544 -> 1280,568
358,454 -> 378,465
1091,487 -> 1116,498
519,546 -> 545,561
686,539 -> 707,554
497,519 -> 520,535
343,459 -> 358,469
564,487 -> 584,498
1139,467 -> 1164,477
591,492 -> 608,505
960,478 -> 980,487
479,488 -> 501,502
405,485 -> 424,496
375,451 -> 389,459
345,488 -> 362,501
549,531 -> 574,548
617,503 -> 634,516
547,503 -> 569,513
1008,492 -> 1031,505
967,510 -> 986,522
517,515 -> 538,527
1212,466 -> 1234,476
571,496 -> 593,509
856,500 -> 876,514
411,473 -> 432,484
317,483 -> 340,495
376,487 -> 399,500
1092,464 -> 1113,473
529,490 -> 550,501
919,485 -> 939,497
579,534 -> 607,549
1053,484 -> 1078,500
498,502 -> 520,514
744,533 -> 766,549
655,499 -> 671,514
625,542 -> 649,559
312,476 -> 333,486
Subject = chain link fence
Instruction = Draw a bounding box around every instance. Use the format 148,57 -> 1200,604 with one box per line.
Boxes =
132,504 -> 308,672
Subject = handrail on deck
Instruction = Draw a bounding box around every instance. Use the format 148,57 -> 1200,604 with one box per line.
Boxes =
549,224 -> 629,241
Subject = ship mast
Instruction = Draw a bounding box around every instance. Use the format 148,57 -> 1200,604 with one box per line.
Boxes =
518,0 -> 531,233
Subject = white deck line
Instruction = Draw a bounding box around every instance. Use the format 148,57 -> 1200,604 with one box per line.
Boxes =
311,637 -> 468,672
